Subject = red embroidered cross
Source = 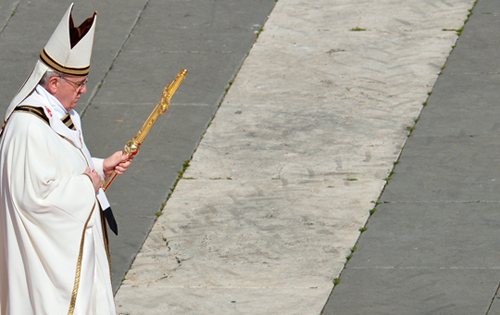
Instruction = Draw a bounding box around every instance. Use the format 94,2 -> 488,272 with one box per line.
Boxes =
44,106 -> 52,117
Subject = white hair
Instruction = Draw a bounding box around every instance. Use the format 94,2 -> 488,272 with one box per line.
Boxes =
39,69 -> 63,86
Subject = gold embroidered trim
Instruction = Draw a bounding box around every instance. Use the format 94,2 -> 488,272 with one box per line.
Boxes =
67,202 -> 96,315
61,113 -> 76,130
40,49 -> 90,76
14,106 -> 49,125
1,106 -> 50,137
0,120 -> 6,137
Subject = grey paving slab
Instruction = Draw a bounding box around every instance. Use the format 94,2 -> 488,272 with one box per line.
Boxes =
414,73 -> 500,136
0,1 -> 17,28
0,3 -> 68,106
348,202 -> 500,269
381,136 -> 500,202
322,268 -> 500,315
83,104 -> 214,161
79,0 -> 150,106
90,49 -> 246,107
0,0 -> 148,107
444,0 -> 500,74
124,0 -> 273,53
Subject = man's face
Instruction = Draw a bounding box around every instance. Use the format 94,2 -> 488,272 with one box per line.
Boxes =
53,75 -> 88,111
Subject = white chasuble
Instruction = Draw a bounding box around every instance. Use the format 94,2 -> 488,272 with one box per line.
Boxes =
0,87 -> 116,315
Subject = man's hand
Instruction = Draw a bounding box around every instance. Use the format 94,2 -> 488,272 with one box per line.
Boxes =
84,167 -> 102,193
103,151 -> 132,176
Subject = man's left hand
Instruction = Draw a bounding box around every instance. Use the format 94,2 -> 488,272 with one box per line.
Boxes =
103,151 -> 132,176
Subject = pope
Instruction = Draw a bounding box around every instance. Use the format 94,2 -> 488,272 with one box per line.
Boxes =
0,4 -> 130,315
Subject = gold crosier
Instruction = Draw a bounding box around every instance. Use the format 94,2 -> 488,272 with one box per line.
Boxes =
102,69 -> 187,191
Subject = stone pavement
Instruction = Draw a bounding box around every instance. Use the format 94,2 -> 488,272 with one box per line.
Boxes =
0,0 -> 494,314
323,0 -> 500,314
107,0 -> 478,314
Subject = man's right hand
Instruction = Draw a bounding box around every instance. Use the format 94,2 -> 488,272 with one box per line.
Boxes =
84,167 -> 102,193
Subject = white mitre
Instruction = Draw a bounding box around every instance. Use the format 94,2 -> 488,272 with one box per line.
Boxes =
5,3 -> 96,120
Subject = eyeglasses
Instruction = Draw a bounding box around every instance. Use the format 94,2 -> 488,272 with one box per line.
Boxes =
59,76 -> 88,92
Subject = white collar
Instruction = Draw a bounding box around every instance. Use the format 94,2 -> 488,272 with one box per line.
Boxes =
35,84 -> 68,119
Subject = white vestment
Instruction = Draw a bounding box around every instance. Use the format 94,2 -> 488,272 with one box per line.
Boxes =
0,86 -> 116,315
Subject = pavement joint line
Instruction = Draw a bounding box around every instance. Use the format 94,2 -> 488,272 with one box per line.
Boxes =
81,0 -> 151,117
0,1 -> 20,35
487,282 -> 500,314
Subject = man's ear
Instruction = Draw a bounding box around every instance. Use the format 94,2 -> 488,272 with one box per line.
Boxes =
45,76 -> 60,94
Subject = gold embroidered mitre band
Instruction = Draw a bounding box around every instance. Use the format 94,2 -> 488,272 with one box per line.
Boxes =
40,49 -> 91,77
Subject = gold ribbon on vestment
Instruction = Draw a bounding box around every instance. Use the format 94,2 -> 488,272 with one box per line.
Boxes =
61,113 -> 76,130
67,203 -> 96,315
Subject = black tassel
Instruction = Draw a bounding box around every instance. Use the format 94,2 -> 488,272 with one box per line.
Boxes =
103,207 -> 118,235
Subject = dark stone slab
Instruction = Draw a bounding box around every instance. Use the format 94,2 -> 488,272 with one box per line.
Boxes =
87,49 -> 247,108
414,73 -> 500,137
322,268 -> 499,315
444,1 -> 500,74
381,136 -> 500,202
124,0 -> 275,53
348,202 -> 500,269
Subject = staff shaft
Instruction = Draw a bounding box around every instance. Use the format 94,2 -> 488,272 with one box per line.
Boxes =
102,69 -> 187,192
